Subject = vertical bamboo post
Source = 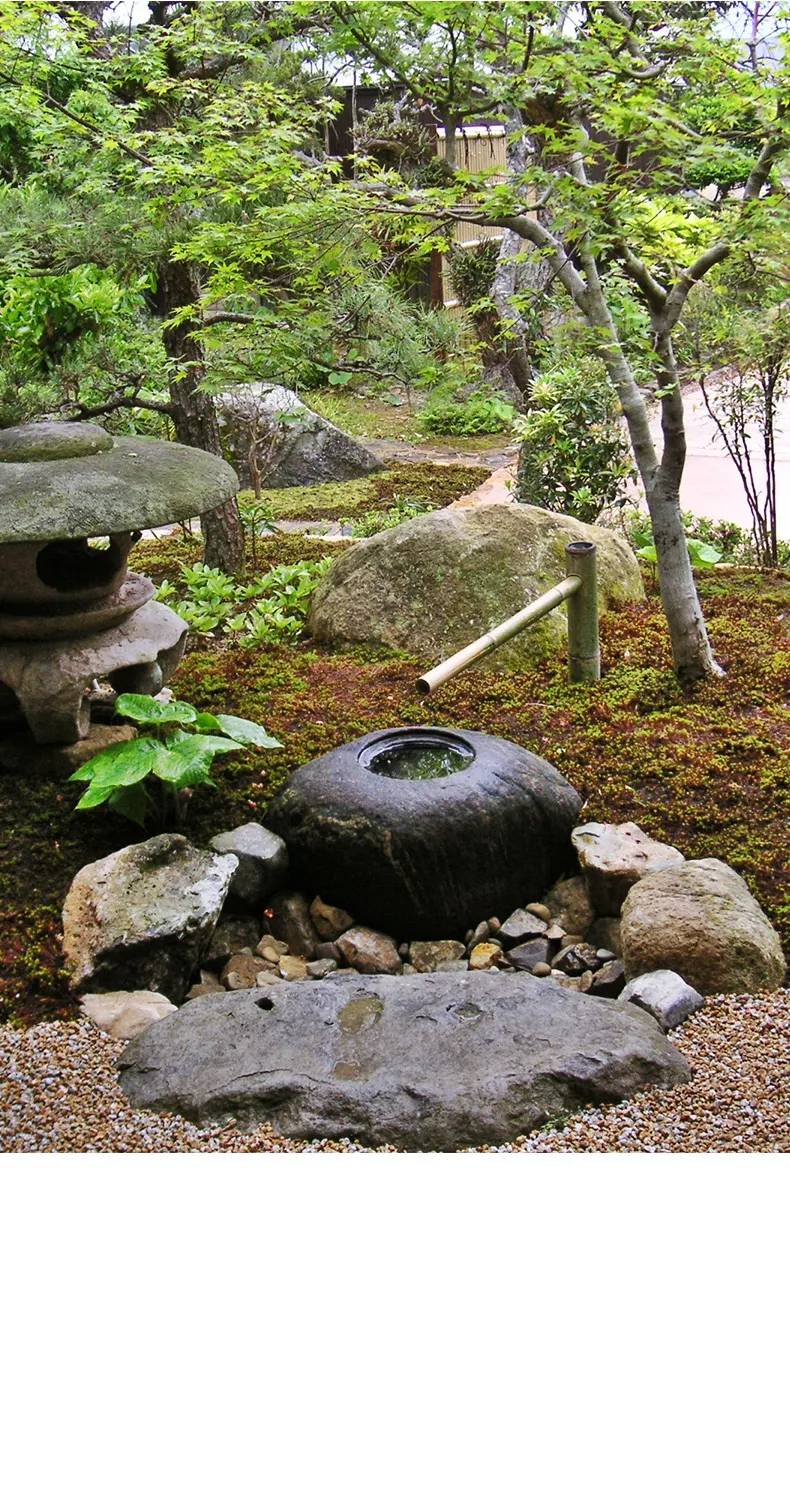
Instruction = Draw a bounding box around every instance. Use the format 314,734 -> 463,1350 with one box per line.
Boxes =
565,540 -> 600,683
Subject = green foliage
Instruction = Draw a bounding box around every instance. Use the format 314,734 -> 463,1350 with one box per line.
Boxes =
344,498 -> 434,537
448,240 -> 501,311
70,693 -> 280,828
0,266 -> 140,372
625,507 -> 790,571
684,144 -> 763,195
419,390 -> 516,436
637,538 -> 722,570
155,557 -> 332,643
514,359 -> 635,523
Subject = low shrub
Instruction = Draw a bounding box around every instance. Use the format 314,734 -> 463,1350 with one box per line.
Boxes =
155,557 -> 332,643
418,390 -> 517,436
343,498 -> 434,537
514,359 -> 634,523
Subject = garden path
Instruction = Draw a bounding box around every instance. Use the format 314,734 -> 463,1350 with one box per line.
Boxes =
648,383 -> 790,537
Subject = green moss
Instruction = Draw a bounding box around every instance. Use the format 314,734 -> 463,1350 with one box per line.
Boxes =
3,568 -> 790,1025
260,475 -> 378,518
255,462 -> 483,521
307,389 -> 425,440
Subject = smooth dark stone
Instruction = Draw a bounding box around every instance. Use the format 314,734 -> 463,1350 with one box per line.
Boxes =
499,909 -> 549,947
315,940 -> 342,964
508,938 -> 553,971
263,890 -> 320,958
265,728 -> 581,940
554,943 -> 600,976
590,960 -> 626,998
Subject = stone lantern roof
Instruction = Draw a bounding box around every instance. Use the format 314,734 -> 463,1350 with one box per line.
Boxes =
0,421 -> 238,544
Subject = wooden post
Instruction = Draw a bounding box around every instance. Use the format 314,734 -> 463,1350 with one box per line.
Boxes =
565,540 -> 600,683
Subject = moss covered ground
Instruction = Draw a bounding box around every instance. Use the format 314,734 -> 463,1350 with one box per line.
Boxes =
257,461 -> 483,521
2,524 -> 789,1027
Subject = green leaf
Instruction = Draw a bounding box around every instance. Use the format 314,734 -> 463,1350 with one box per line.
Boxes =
688,539 -> 722,566
152,734 -> 240,787
108,782 -> 153,827
194,711 -> 225,734
115,693 -> 197,726
74,780 -> 117,810
636,544 -> 658,563
213,714 -> 282,748
69,737 -> 158,787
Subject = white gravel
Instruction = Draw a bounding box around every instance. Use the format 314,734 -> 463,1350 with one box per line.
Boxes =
1,989 -> 788,1153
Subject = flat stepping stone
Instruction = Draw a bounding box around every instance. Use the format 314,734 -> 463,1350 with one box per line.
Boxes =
118,971 -> 690,1151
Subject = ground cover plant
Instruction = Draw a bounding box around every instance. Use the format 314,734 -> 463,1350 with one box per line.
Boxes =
2,527 -> 789,1028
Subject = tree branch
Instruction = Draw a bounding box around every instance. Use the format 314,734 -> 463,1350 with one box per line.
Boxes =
0,69 -> 153,166
614,240 -> 668,311
663,243 -> 731,328
742,117 -> 788,202
201,311 -> 257,328
67,392 -> 175,419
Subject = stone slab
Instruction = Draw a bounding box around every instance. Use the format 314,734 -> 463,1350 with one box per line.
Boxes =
118,970 -> 690,1150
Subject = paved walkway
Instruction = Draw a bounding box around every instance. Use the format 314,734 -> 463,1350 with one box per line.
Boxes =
649,385 -> 790,537
447,384 -> 790,536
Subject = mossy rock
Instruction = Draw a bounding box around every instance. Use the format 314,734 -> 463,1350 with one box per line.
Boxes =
308,503 -> 644,667
0,426 -> 238,543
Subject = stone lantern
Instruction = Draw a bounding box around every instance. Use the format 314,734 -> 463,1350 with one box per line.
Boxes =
0,420 -> 238,745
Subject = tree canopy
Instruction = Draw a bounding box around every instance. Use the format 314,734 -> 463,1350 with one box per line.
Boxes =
1,1 -> 788,677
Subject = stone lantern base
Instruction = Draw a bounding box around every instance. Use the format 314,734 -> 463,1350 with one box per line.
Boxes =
0,600 -> 187,745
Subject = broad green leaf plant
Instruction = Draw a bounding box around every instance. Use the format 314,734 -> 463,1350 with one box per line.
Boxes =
155,557 -> 332,643
70,694 -> 281,828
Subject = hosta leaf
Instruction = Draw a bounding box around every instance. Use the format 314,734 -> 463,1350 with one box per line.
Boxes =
688,540 -> 722,566
115,693 -> 197,726
108,782 -> 153,827
152,734 -> 239,787
194,711 -> 225,734
69,737 -> 158,787
74,779 -> 117,809
213,714 -> 282,748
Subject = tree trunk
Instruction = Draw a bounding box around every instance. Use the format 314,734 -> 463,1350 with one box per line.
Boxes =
488,113 -> 552,405
580,282 -> 719,683
158,258 -> 244,574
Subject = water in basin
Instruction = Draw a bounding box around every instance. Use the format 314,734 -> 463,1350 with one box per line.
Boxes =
369,741 -> 474,780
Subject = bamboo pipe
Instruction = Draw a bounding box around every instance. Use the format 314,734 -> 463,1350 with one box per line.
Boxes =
565,540 -> 600,683
416,540 -> 599,695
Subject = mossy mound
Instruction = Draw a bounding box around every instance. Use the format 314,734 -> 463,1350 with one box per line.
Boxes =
255,462 -> 482,521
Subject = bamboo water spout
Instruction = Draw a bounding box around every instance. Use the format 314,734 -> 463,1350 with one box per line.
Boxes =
416,540 -> 600,695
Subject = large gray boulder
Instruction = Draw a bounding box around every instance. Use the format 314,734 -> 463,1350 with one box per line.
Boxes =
217,384 -> 381,489
621,858 -> 786,996
118,970 -> 690,1150
308,503 -> 644,666
62,833 -> 238,1003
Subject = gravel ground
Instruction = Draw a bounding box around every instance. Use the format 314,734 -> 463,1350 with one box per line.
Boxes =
1,988 -> 789,1153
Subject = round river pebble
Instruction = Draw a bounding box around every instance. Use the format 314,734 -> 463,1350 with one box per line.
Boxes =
1,989 -> 788,1152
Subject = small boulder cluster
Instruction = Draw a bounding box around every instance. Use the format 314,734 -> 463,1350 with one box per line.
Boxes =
63,814 -> 786,1046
